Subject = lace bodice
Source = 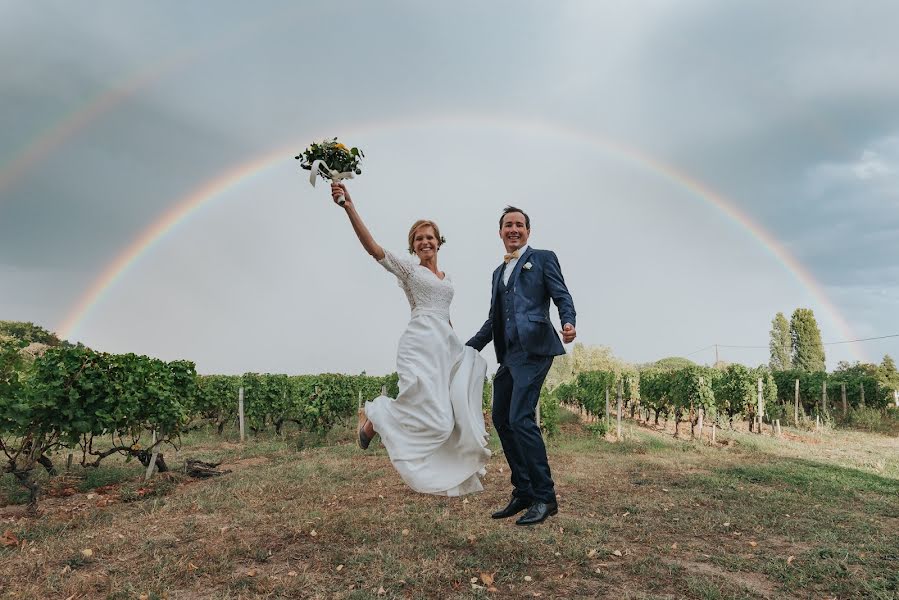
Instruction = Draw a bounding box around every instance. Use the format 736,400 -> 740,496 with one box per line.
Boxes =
379,249 -> 454,318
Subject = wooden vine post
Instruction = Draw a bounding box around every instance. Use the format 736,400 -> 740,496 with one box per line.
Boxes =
616,379 -> 623,441
697,376 -> 705,441
757,378 -> 764,435
841,383 -> 847,417
605,386 -> 610,427
144,430 -> 158,481
238,386 -> 246,443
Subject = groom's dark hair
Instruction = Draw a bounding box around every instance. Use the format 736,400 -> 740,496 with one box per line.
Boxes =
500,206 -> 530,230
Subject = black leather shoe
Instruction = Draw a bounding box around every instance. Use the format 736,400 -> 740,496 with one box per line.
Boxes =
491,495 -> 532,519
515,500 -> 558,525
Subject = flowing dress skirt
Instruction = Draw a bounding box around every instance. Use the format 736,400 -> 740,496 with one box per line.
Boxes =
365,307 -> 491,496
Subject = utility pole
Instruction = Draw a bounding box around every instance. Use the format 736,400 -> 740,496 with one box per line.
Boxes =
715,344 -> 719,365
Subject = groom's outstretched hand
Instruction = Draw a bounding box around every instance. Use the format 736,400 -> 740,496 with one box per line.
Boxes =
561,323 -> 576,344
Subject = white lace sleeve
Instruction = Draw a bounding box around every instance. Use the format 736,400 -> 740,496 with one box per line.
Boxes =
378,249 -> 415,282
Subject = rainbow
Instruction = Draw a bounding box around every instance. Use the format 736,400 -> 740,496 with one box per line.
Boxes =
56,114 -> 863,360
0,8 -> 297,197
0,65 -> 181,195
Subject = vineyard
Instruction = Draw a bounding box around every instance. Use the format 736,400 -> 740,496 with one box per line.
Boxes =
0,340 -> 399,511
2,331 -> 899,598
540,363 -> 895,440
3,332 -> 896,515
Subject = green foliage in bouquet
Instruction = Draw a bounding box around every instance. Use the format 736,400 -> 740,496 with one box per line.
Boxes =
295,138 -> 364,177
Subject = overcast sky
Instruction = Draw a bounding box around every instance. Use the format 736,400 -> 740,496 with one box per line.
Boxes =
2,1 -> 897,375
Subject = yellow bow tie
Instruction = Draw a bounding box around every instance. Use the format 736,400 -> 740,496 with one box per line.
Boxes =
503,251 -> 520,264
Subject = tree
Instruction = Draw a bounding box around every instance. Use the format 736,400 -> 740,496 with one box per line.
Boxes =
545,343 -> 629,389
651,357 -> 697,371
0,321 -> 62,346
769,312 -> 791,370
790,308 -> 825,371
880,354 -> 897,381
878,354 -> 899,401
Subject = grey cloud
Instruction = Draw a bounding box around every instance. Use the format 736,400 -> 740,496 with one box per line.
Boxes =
3,1 -> 898,371
1,87 -> 256,270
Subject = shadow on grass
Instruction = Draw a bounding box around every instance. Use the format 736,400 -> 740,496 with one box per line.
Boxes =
0,472 -> 32,505
686,456 -> 899,534
1,461 -> 162,507
716,459 -> 899,499
77,464 -> 143,492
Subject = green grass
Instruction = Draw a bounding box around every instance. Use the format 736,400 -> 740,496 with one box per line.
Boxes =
0,472 -> 31,504
77,463 -> 141,491
1,461 -> 145,506
720,460 -> 899,498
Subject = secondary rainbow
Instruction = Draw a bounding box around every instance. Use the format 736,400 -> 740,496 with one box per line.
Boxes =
0,67 -> 175,195
0,8 -> 296,197
57,114 -> 863,360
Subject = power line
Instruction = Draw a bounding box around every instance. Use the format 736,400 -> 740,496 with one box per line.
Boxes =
717,344 -> 767,349
684,333 -> 899,357
685,344 -> 715,357
821,333 -> 899,346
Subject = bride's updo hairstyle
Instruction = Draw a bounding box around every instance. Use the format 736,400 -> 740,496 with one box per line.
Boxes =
407,219 -> 446,254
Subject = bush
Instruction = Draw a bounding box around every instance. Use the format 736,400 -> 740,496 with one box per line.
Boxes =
539,390 -> 560,437
576,371 -> 616,419
585,421 -> 608,437
482,376 -> 493,411
847,407 -> 883,432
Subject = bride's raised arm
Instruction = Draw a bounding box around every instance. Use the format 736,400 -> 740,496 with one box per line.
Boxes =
332,182 -> 385,261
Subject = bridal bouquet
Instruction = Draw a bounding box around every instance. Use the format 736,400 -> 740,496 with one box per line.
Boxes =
295,138 -> 364,205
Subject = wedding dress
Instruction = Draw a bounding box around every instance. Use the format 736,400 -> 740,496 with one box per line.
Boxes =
364,249 -> 491,496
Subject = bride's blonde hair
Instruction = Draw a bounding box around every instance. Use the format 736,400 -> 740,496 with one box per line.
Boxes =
407,219 -> 446,255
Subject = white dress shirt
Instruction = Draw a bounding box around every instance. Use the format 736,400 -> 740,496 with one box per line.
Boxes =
502,244 -> 529,286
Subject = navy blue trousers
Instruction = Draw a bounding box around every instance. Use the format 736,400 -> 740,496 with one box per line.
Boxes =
492,346 -> 556,503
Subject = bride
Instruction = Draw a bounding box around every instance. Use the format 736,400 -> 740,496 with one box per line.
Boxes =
331,182 -> 491,496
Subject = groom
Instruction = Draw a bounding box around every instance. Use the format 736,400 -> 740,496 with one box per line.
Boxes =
467,206 -> 576,525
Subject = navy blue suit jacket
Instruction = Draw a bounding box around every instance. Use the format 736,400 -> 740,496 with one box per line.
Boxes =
466,247 -> 576,364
